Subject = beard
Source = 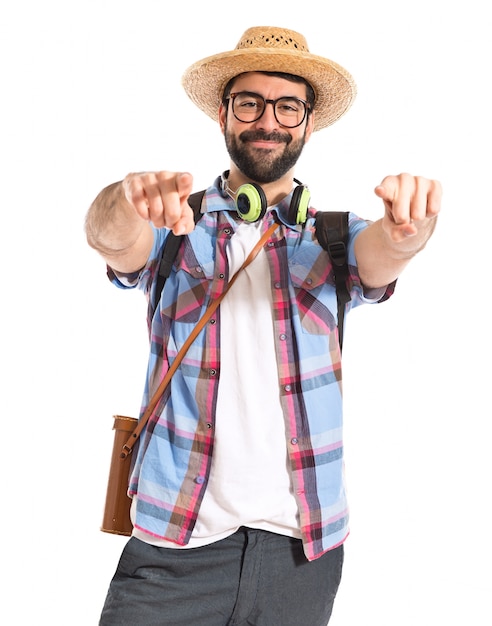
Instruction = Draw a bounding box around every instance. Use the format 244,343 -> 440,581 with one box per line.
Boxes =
224,125 -> 307,184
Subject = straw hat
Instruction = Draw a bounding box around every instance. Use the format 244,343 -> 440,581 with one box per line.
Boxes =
181,26 -> 356,132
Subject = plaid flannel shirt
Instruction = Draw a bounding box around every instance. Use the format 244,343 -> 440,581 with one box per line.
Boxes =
108,177 -> 394,560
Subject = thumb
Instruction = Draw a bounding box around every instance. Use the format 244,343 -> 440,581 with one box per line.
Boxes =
374,183 -> 394,203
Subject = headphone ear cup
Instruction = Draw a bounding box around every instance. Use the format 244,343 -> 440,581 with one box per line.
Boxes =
236,183 -> 267,222
289,185 -> 311,224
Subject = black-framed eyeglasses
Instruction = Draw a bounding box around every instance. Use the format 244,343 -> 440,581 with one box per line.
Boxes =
227,91 -> 311,129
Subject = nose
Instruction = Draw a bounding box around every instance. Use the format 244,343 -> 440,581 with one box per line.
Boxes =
254,100 -> 279,130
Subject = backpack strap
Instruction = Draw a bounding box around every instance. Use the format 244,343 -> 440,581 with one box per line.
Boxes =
152,190 -> 205,312
315,211 -> 351,351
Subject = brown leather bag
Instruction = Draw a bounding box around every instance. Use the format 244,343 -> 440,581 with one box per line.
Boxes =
100,415 -> 137,535
100,221 -> 279,537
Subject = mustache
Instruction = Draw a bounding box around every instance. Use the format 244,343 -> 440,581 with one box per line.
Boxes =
239,130 -> 292,145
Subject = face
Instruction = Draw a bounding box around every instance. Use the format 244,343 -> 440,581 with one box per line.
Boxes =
219,73 -> 315,184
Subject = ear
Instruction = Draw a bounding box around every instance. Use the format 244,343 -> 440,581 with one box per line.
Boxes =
219,103 -> 227,134
304,110 -> 315,143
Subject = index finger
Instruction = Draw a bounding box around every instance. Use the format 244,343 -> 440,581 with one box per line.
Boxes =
149,171 -> 193,229
177,172 -> 194,203
169,172 -> 196,235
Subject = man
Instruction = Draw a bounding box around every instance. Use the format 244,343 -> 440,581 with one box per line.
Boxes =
86,26 -> 441,626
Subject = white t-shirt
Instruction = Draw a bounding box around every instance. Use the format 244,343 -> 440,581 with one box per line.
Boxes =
132,217 -> 300,548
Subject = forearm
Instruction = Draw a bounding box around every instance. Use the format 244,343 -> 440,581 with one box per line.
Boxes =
85,181 -> 153,273
355,216 -> 437,289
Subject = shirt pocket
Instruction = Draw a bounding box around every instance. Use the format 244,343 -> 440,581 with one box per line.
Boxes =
288,246 -> 338,335
164,238 -> 215,324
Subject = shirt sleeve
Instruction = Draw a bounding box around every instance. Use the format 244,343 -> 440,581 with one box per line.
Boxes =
106,225 -> 166,296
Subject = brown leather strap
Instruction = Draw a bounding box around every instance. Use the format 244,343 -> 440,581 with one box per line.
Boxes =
120,219 -> 279,459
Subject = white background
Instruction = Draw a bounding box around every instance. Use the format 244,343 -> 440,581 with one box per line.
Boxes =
1,1 -> 491,624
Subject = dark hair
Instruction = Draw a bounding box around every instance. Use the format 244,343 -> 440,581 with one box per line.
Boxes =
222,72 -> 316,110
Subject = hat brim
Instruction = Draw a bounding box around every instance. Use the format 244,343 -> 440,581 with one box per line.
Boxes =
182,48 -> 356,131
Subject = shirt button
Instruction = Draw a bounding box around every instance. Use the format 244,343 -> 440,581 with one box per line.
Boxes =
210,369 -> 217,376
279,333 -> 286,341
291,438 -> 298,445
267,241 -> 274,247
224,228 -> 232,235
218,273 -> 225,279
195,476 -> 205,484
274,282 -> 281,289
306,278 -> 313,285
210,318 -> 216,325
206,422 -> 213,429
195,266 -> 203,273
285,384 -> 292,392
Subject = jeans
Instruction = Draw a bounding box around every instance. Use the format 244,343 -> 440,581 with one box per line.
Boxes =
100,527 -> 344,626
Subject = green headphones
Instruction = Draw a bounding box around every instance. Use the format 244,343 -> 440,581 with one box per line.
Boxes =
222,172 -> 311,225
